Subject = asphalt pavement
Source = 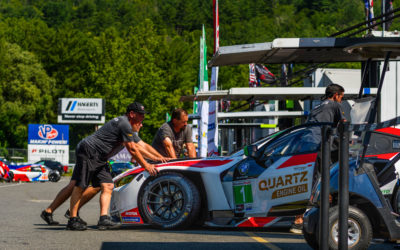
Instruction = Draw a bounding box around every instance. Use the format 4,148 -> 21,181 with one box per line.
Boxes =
0,177 -> 398,250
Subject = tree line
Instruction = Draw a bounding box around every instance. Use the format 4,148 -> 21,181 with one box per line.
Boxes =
0,0 -> 396,149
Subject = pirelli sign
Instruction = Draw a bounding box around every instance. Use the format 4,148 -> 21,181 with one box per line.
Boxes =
58,98 -> 105,124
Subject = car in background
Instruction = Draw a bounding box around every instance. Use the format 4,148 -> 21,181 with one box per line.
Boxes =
0,160 -> 13,182
108,160 -> 135,178
8,163 -> 49,182
35,160 -> 66,175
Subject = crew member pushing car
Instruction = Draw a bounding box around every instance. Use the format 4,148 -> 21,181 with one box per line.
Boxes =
41,102 -> 158,231
152,108 -> 196,159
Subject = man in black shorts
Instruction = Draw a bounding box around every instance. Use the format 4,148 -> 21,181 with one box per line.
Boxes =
40,104 -> 167,227
66,102 -> 158,230
290,83 -> 346,234
152,108 -> 196,158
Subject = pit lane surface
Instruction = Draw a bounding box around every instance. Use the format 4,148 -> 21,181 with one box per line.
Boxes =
0,178 -> 397,250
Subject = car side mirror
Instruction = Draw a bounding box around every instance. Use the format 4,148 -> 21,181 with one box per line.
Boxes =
244,145 -> 258,158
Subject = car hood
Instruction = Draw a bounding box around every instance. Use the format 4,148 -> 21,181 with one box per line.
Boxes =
113,156 -> 243,183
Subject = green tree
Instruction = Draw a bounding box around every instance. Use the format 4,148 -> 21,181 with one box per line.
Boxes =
0,41 -> 56,148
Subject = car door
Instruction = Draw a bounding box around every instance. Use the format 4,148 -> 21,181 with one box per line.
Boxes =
232,128 -> 319,217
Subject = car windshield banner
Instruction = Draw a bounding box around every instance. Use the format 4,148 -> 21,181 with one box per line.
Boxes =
28,124 -> 69,145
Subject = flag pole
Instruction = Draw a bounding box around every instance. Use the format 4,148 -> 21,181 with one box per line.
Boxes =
207,0 -> 219,156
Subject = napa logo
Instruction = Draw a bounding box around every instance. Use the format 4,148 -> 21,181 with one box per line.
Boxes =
38,125 -> 58,140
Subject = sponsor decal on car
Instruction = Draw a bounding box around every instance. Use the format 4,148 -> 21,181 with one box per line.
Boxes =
238,162 -> 250,176
271,184 -> 308,199
258,171 -> 308,191
122,217 -> 141,223
121,208 -> 143,224
235,204 -> 244,212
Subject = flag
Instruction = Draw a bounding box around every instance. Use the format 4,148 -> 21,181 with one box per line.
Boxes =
364,0 -> 376,29
198,25 -> 209,157
249,63 -> 257,87
255,64 -> 276,84
193,86 -> 199,114
208,0 -> 219,157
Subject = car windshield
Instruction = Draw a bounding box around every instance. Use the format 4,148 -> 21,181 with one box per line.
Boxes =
258,127 -> 320,163
31,166 -> 42,172
229,130 -> 284,157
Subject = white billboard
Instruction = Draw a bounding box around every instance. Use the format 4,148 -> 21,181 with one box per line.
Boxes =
58,98 -> 105,123
28,144 -> 69,165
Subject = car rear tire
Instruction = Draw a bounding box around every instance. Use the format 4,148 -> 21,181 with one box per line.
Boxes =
138,172 -> 200,229
323,205 -> 372,250
49,172 -> 60,182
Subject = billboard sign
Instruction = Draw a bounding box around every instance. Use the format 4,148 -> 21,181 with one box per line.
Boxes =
28,124 -> 69,145
28,124 -> 69,164
58,98 -> 105,123
28,144 -> 69,164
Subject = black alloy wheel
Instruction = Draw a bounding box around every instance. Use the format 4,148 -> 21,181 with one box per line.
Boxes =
138,172 -> 200,229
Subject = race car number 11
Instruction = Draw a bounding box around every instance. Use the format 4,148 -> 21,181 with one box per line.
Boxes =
234,184 -> 253,204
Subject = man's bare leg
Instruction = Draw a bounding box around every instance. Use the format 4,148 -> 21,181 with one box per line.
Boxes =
64,186 -> 101,219
45,180 -> 76,214
290,214 -> 304,234
70,186 -> 84,218
78,186 -> 101,210
99,183 -> 114,216
294,214 -> 303,224
97,182 -> 120,230
67,186 -> 87,230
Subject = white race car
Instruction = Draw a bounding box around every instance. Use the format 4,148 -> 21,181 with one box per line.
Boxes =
110,124 -> 400,229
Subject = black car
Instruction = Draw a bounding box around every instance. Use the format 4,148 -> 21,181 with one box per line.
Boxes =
35,160 -> 65,175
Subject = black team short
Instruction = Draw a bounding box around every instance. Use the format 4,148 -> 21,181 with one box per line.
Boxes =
71,141 -> 113,189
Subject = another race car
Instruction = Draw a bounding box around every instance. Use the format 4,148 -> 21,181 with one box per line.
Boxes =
8,163 -> 49,182
110,124 -> 400,229
0,160 -> 13,182
35,160 -> 67,175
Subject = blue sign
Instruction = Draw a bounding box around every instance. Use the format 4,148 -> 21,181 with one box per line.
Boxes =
28,124 -> 69,145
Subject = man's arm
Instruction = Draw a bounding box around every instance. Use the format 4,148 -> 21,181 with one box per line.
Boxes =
143,142 -> 171,162
137,141 -> 170,162
186,142 -> 196,158
124,141 -> 158,176
162,137 -> 177,159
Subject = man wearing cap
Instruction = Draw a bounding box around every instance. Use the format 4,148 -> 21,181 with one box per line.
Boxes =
152,108 -> 196,159
40,102 -> 158,231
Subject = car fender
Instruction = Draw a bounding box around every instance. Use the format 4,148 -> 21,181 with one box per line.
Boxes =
111,171 -> 148,215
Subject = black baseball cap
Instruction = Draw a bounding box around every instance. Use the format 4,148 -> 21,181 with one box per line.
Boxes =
126,102 -> 149,114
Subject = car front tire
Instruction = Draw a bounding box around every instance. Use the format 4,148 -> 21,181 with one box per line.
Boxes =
138,172 -> 201,229
303,226 -> 318,249
324,205 -> 372,250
